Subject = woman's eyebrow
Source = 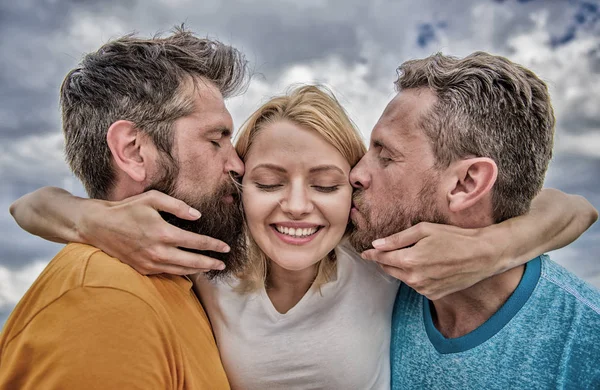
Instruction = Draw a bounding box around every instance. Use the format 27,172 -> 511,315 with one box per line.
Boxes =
251,163 -> 287,173
309,165 -> 345,175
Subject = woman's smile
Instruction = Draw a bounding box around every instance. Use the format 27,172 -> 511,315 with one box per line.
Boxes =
271,223 -> 323,245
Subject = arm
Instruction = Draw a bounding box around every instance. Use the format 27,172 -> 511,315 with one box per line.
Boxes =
9,186 -> 94,244
9,186 -> 230,274
362,188 -> 598,300
489,188 -> 598,273
0,288 -> 175,390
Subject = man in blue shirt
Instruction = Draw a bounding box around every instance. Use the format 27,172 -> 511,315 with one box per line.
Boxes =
349,52 -> 600,388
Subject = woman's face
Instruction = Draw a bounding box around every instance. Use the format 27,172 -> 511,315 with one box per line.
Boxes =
242,120 -> 353,271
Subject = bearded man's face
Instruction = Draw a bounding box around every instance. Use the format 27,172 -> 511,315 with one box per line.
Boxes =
147,153 -> 246,278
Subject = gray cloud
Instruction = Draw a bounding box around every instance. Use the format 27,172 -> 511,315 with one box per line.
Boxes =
0,310 -> 8,328
546,154 -> 600,280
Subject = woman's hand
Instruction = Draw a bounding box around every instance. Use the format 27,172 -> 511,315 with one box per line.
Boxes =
79,190 -> 232,275
10,187 -> 231,275
361,223 -> 495,300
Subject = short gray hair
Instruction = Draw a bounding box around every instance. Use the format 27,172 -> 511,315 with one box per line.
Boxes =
395,52 -> 555,222
61,26 -> 249,199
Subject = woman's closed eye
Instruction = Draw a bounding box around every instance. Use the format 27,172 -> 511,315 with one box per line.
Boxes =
312,185 -> 340,193
255,182 -> 283,191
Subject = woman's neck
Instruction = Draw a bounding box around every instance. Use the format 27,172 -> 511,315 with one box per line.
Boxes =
265,261 -> 319,314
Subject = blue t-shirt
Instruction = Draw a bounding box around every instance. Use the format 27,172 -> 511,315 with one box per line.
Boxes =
390,255 -> 600,389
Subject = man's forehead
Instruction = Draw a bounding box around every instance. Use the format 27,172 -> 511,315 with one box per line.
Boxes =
183,80 -> 233,131
186,103 -> 233,129
373,88 -> 436,141
190,81 -> 226,109
386,88 -> 435,119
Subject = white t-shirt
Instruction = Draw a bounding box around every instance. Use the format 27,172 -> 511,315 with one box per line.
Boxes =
195,240 -> 401,389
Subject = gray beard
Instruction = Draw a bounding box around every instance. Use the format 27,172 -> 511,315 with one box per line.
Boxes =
348,180 -> 447,253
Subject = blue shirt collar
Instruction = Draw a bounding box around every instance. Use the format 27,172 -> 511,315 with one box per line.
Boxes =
423,256 -> 542,354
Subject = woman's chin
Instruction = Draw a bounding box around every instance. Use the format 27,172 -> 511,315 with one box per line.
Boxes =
267,252 -> 324,273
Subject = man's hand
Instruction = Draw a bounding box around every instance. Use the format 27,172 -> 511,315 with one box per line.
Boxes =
81,190 -> 231,275
361,222 -> 498,300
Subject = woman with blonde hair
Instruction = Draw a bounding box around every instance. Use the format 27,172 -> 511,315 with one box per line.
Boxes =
190,85 -> 397,388
9,84 -> 595,389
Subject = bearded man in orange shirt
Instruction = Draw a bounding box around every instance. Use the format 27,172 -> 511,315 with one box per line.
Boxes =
0,27 -> 249,389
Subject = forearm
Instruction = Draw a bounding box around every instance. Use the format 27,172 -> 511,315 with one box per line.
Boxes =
9,186 -> 101,244
484,188 -> 598,274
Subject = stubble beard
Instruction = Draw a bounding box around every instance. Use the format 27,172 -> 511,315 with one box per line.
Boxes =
348,175 -> 448,253
146,155 -> 247,279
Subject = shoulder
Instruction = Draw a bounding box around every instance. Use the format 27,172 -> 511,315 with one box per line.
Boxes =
40,286 -> 163,327
334,239 -> 361,262
335,239 -> 399,285
67,243 -> 181,306
44,243 -> 151,291
0,286 -> 178,388
538,255 -> 600,317
1,244 -> 175,343
393,283 -> 422,313
193,272 -> 243,303
1,283 -> 169,353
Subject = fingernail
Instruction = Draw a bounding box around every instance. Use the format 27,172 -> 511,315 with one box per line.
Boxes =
189,208 -> 201,218
372,239 -> 385,248
222,245 -> 231,253
217,263 -> 226,270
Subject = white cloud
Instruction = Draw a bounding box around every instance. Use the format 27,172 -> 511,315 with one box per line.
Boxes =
502,11 -> 600,156
0,261 -> 48,309
0,133 -> 69,179
556,132 -> 600,158
228,56 -> 393,140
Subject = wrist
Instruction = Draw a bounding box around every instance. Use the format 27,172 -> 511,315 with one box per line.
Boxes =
73,198 -> 107,245
477,223 -> 513,276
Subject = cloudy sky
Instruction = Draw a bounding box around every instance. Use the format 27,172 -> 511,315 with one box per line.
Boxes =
1,0 -> 599,327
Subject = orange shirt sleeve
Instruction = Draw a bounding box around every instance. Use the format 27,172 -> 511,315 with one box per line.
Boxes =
0,287 -> 182,390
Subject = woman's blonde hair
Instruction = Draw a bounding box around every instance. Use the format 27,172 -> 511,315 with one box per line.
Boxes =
235,85 -> 367,292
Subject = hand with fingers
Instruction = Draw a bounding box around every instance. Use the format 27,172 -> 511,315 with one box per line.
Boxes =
359,189 -> 598,301
360,222 -> 497,301
80,190 -> 231,275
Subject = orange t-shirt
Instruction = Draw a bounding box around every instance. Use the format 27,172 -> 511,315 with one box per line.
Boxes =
0,243 -> 229,390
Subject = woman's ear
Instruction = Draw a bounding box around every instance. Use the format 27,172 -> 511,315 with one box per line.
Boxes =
106,120 -> 150,183
446,157 -> 498,213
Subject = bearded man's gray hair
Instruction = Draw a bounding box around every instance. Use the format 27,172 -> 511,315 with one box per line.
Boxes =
61,26 -> 249,199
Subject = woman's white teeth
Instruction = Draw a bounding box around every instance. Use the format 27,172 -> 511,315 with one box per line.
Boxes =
275,226 -> 318,237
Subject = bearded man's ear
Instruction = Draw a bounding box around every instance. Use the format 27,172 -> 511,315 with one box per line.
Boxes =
106,120 -> 153,184
444,157 -> 498,213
